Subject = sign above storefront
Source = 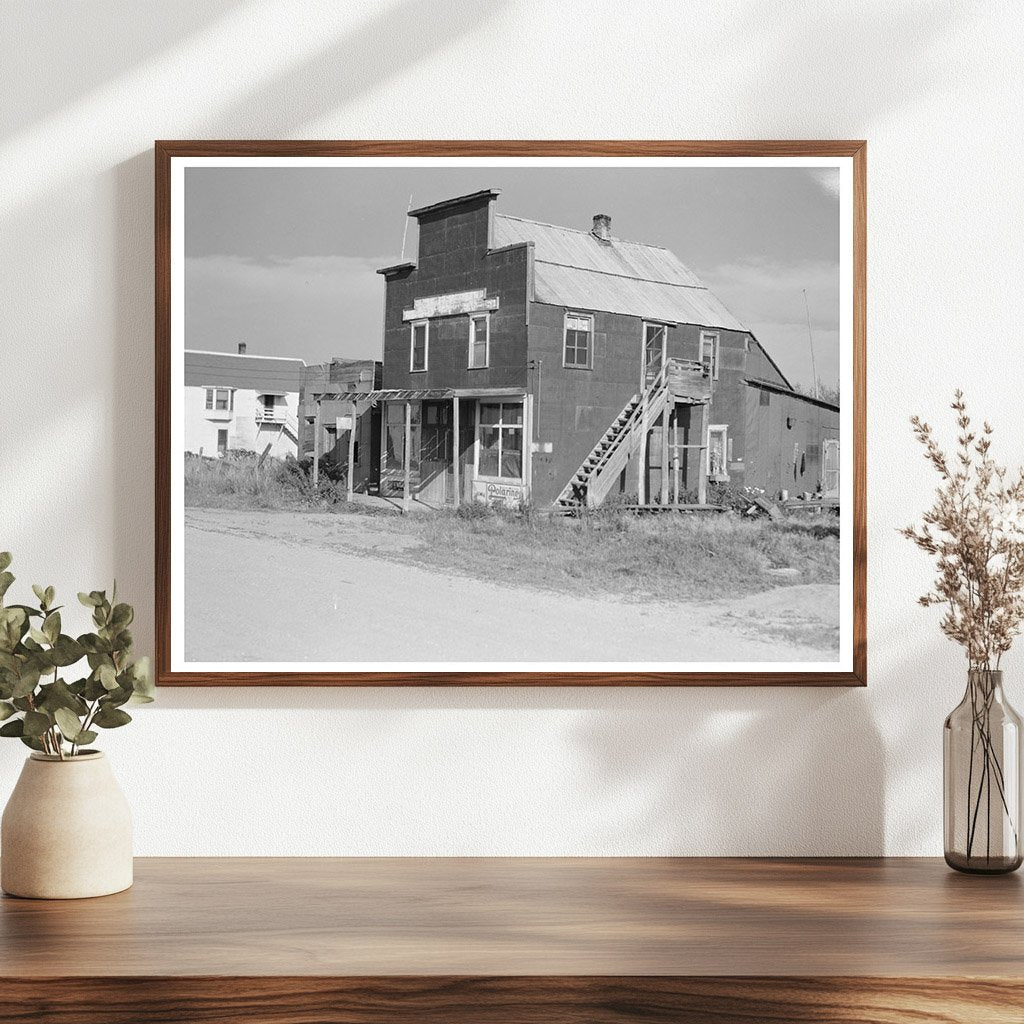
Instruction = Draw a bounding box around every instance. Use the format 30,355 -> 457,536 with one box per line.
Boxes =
402,289 -> 499,321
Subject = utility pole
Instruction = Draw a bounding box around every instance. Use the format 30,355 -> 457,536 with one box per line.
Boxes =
802,288 -> 819,401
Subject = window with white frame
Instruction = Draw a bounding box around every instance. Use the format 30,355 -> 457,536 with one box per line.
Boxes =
410,320 -> 428,372
205,388 -> 234,412
469,313 -> 489,369
708,424 -> 729,480
477,401 -> 524,480
563,313 -> 593,369
700,331 -> 720,380
642,322 -> 667,380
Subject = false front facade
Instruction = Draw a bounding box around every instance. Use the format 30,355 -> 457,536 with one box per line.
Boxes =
363,189 -> 838,511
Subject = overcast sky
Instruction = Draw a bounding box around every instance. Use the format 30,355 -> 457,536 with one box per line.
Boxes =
185,164 -> 840,389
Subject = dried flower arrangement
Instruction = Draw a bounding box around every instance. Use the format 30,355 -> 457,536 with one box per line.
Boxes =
902,391 -> 1024,668
903,391 -> 1023,869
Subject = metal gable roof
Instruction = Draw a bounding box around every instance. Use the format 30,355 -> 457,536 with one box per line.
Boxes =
492,214 -> 747,332
184,350 -> 305,393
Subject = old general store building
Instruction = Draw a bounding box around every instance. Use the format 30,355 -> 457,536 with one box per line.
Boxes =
316,188 -> 839,510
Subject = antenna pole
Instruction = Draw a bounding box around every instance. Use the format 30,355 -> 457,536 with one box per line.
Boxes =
400,194 -> 413,261
802,288 -> 819,400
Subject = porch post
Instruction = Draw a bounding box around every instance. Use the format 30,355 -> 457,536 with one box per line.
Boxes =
451,395 -> 460,508
346,401 -> 356,502
379,400 -> 387,497
697,401 -> 709,506
638,397 -> 649,506
312,397 -> 321,489
672,408 -> 680,505
523,394 -> 533,506
403,400 -> 412,513
660,400 -> 670,505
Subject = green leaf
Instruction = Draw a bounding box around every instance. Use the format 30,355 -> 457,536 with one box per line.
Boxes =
93,705 -> 132,729
0,606 -> 27,652
10,665 -> 41,700
0,553 -> 11,573
42,611 -> 60,643
22,710 -> 51,738
44,586 -> 55,608
53,707 -> 85,741
0,572 -> 14,601
19,734 -> 45,752
0,701 -> 15,721
31,584 -> 48,609
97,663 -> 118,690
0,718 -> 24,737
83,674 -> 108,701
104,684 -> 132,708
36,678 -> 88,716
74,730 -> 98,747
78,592 -> 100,608
49,635 -> 85,668
110,603 -> 134,629
28,627 -> 49,646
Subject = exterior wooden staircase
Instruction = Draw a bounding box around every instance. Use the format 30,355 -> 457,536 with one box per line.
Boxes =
554,359 -> 711,512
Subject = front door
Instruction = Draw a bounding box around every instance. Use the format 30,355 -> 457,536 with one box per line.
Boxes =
642,322 -> 667,388
420,400 -> 452,503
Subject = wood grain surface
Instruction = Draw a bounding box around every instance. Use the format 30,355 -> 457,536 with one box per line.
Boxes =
154,139 -> 867,688
1,858 -> 1022,1022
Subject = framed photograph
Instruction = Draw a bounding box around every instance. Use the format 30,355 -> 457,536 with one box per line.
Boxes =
156,141 -> 865,686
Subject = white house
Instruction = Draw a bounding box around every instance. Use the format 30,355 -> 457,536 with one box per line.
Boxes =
183,346 -> 303,459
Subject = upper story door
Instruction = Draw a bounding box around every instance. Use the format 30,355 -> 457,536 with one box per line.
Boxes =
642,322 -> 667,389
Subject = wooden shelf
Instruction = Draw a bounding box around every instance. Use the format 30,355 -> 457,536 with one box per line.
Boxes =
2,857 -> 1022,1022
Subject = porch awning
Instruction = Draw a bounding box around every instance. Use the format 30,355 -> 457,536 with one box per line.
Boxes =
311,387 -> 526,403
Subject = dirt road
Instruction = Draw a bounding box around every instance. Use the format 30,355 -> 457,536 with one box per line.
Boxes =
183,508 -> 840,665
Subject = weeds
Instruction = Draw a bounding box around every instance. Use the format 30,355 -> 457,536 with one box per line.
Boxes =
403,504 -> 838,602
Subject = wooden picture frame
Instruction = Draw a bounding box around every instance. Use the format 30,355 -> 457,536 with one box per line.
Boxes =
156,140 -> 866,686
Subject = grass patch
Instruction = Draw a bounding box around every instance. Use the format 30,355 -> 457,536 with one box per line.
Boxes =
183,453 -> 385,512
184,457 -> 839,602
401,505 -> 839,602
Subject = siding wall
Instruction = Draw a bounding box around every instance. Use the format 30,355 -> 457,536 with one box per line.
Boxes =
381,198 -> 530,393
526,305 -> 709,505
741,384 -> 840,496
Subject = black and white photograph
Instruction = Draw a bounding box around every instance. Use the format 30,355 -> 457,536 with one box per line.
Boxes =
161,149 -> 859,681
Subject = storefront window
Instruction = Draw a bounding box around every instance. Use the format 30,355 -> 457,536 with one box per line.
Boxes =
477,401 -> 523,480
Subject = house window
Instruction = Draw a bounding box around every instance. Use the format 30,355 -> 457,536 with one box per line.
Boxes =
205,388 -> 234,411
477,401 -> 524,480
708,425 -> 729,481
642,322 -> 667,381
700,331 -> 720,380
563,313 -> 592,369
410,321 -> 428,372
469,313 -> 489,369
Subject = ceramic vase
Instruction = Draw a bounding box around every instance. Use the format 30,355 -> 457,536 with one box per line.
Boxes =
1,751 -> 133,898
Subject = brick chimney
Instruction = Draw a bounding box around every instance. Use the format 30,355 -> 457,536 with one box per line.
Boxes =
591,213 -> 612,241
238,342 -> 247,355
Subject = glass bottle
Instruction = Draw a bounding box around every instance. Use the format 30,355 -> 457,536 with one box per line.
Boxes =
944,669 -> 1023,873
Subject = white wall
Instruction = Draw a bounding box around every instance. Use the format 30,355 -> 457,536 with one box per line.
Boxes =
1,0 -> 1022,856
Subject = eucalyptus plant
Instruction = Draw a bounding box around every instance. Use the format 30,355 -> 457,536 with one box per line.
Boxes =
0,552 -> 153,759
